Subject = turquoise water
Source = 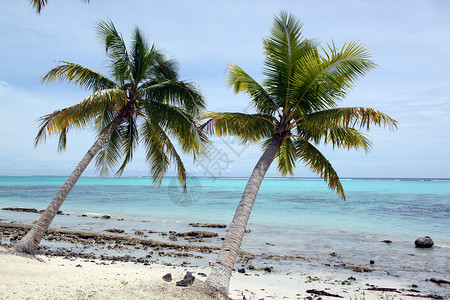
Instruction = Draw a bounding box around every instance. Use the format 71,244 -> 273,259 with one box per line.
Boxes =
0,176 -> 449,296
0,176 -> 448,240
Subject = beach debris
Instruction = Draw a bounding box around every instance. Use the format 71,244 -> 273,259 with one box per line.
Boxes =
162,273 -> 172,282
306,289 -> 343,298
265,242 -> 275,246
305,276 -> 320,283
415,236 -> 434,248
75,264 -> 82,267
427,278 -> 450,285
197,272 -> 207,277
366,287 -> 399,293
176,231 -> 218,238
248,265 -> 255,270
209,261 -> 215,267
81,214 -> 88,217
176,271 -> 195,286
263,267 -> 273,272
188,223 -> 226,228
330,252 -> 338,256
134,230 -> 144,236
382,239 -> 392,243
238,268 -> 246,273
105,228 -> 125,234
403,293 -> 444,299
100,215 -> 111,219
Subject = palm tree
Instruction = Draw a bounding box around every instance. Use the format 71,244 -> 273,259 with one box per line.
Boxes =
30,0 -> 90,14
14,20 -> 207,254
203,12 -> 397,295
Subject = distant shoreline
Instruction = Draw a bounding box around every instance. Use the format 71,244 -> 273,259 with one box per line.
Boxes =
1,175 -> 449,181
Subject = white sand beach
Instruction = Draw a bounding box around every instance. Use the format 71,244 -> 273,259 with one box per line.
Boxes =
0,246 -> 432,300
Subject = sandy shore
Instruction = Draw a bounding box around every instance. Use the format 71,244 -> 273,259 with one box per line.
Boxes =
1,245 -> 441,300
1,219 -> 448,299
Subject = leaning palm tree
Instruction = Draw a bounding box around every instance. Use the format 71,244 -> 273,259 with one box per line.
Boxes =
14,20 -> 207,254
30,0 -> 90,14
203,12 -> 397,295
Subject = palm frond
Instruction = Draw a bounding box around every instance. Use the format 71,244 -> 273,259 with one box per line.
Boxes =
116,116 -> 139,176
262,11 -> 317,107
276,137 -> 297,176
201,112 -> 275,144
227,64 -> 277,114
95,122 -> 124,176
35,89 -> 127,147
295,139 -> 345,199
289,42 -> 376,116
141,80 -> 206,117
31,0 -> 89,14
299,126 -> 372,153
144,100 -> 208,158
141,118 -> 186,187
41,61 -> 117,91
301,107 -> 398,131
96,20 -> 132,84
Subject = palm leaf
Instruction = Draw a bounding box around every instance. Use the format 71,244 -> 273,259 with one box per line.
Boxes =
35,89 -> 127,147
41,61 -> 117,91
95,122 -> 124,176
301,107 -> 398,131
116,116 -> 139,175
289,42 -> 376,116
262,12 -> 317,107
141,118 -> 186,187
201,112 -> 275,144
31,0 -> 89,14
96,20 -> 132,85
141,80 -> 205,117
144,100 -> 207,157
227,65 -> 277,114
295,139 -> 345,199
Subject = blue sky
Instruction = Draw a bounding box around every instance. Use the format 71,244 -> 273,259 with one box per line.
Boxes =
0,0 -> 449,178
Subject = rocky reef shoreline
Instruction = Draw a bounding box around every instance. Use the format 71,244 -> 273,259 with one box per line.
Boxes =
1,208 -> 449,299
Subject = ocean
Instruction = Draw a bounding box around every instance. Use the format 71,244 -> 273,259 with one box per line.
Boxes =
0,176 -> 449,296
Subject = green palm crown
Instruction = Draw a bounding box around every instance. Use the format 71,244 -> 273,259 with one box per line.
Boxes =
37,20 -> 208,185
203,12 -> 397,198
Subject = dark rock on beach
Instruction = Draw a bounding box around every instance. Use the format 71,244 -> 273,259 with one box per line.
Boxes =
101,215 -> 111,219
238,268 -> 245,273
415,236 -> 434,248
382,240 -> 392,243
188,223 -> 226,228
162,273 -> 172,282
176,271 -> 195,286
176,231 -> 218,238
105,228 -> 125,234
427,278 -> 450,285
306,289 -> 343,298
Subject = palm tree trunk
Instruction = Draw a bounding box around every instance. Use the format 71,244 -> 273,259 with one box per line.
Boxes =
205,134 -> 284,295
14,116 -> 123,254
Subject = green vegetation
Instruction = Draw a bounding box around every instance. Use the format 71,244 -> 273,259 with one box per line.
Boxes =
14,20 -> 207,255
204,11 -> 397,295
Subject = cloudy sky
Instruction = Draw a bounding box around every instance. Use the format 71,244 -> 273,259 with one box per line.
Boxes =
0,0 -> 449,178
